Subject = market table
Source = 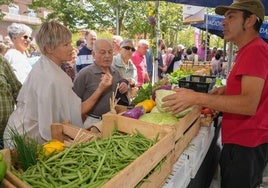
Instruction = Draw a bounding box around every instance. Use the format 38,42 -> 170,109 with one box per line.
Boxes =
163,115 -> 222,188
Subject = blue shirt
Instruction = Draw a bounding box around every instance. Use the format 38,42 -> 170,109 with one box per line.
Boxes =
76,45 -> 94,72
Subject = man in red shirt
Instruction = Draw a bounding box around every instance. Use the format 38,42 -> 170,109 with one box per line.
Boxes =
131,39 -> 150,87
162,0 -> 268,187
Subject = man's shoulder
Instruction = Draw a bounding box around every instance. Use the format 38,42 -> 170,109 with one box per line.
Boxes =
77,63 -> 99,75
77,46 -> 92,56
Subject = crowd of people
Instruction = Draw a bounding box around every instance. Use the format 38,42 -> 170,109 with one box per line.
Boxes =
2,1 -> 268,188
0,19 -> 231,149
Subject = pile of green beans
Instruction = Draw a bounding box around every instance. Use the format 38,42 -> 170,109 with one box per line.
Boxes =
13,130 -> 158,188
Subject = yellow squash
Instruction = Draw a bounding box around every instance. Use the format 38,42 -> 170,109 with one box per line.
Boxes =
135,99 -> 156,112
42,139 -> 65,156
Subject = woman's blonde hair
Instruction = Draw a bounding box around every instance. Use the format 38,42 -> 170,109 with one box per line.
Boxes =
36,20 -> 72,54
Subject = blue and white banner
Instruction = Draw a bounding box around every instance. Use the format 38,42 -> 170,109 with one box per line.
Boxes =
191,14 -> 268,39
260,23 -> 268,40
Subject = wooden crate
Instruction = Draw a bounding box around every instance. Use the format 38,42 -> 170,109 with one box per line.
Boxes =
4,118 -> 174,188
200,111 -> 219,126
180,64 -> 212,76
174,117 -> 201,161
171,105 -> 201,142
170,106 -> 201,162
101,113 -> 175,188
105,105 -> 201,172
0,170 -> 30,188
0,149 -> 30,188
51,122 -> 101,146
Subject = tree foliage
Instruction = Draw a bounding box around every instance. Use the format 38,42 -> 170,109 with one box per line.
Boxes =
28,0 -> 223,48
0,0 -> 13,20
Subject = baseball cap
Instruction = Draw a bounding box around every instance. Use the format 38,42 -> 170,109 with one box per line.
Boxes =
215,0 -> 265,21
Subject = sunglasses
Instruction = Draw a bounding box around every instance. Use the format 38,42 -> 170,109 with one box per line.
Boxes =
122,46 -> 135,52
23,35 -> 33,41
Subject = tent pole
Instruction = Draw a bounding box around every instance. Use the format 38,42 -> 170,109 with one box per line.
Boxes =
153,0 -> 160,84
205,8 -> 208,61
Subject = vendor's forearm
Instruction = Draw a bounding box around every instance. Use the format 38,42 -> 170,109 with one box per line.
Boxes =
196,93 -> 258,116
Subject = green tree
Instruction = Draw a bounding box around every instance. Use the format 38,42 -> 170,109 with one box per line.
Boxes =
0,0 -> 13,20
29,0 -> 224,48
30,0 -> 113,32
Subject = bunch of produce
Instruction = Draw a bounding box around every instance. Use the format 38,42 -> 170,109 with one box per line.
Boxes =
131,83 -> 153,106
123,87 -> 193,125
7,128 -> 39,171
13,130 -> 158,187
214,77 -> 226,88
0,152 -> 7,182
166,69 -> 192,85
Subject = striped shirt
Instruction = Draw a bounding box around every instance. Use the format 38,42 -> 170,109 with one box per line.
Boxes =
76,45 -> 94,73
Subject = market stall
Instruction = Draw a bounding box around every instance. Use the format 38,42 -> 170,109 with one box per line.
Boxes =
0,69 -> 221,188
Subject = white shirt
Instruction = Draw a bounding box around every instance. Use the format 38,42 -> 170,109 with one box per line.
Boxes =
173,60 -> 182,71
4,55 -> 83,145
4,49 -> 32,84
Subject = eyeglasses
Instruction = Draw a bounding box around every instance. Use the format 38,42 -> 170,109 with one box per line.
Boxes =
23,35 -> 33,41
122,46 -> 135,52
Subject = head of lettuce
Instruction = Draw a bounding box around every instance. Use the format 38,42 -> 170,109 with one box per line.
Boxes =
138,89 -> 193,125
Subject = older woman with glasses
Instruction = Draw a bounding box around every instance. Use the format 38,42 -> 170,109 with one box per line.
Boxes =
112,39 -> 137,88
4,23 -> 33,84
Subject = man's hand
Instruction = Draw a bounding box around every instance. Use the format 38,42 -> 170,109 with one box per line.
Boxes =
99,73 -> 113,90
118,82 -> 128,94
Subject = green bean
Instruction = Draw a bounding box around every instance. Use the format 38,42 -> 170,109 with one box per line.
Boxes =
14,130 -> 157,187
91,152 -> 107,183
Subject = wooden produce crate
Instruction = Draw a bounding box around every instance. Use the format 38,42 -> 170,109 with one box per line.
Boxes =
174,117 -> 201,161
171,105 -> 201,142
0,149 -> 30,188
0,170 -> 30,188
200,111 -> 219,126
106,105 -> 201,171
101,113 -> 175,188
51,121 -> 101,146
5,119 -> 174,188
180,63 -> 212,76
171,106 -> 201,161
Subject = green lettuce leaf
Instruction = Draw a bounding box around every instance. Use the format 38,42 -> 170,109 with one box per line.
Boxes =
139,112 -> 178,125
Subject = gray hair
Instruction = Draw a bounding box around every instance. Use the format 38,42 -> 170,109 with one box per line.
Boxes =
112,35 -> 123,43
93,38 -> 112,51
120,39 -> 134,48
7,23 -> 32,41
138,39 -> 149,47
35,20 -> 72,54
85,29 -> 97,37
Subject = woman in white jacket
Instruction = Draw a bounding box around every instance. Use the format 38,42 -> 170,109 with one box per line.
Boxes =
4,21 -> 112,147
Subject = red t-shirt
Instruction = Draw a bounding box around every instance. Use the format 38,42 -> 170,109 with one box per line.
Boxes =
222,37 -> 268,147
